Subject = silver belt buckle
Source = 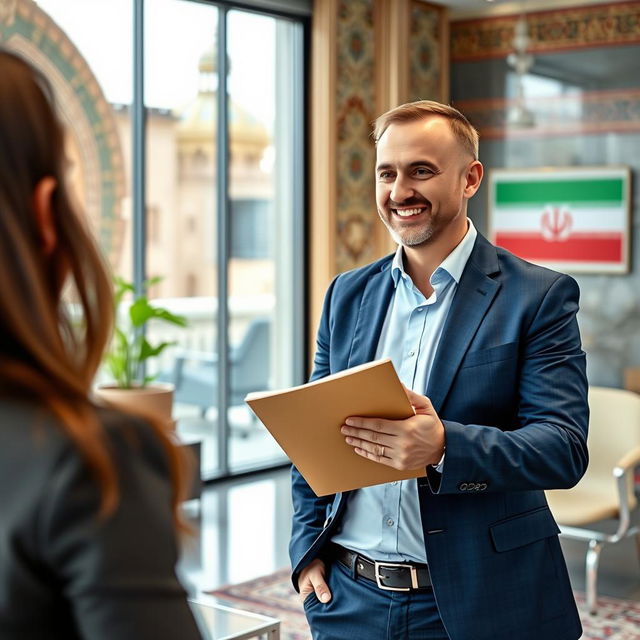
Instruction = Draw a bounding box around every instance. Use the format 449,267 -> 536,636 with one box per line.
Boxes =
373,561 -> 419,591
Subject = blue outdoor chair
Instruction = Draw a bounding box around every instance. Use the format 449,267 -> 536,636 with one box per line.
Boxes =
164,317 -> 271,429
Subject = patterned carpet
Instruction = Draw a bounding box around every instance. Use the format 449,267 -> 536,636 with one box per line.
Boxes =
209,569 -> 640,640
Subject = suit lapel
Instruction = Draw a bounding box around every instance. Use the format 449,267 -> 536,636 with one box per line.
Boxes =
347,262 -> 394,368
427,234 -> 501,412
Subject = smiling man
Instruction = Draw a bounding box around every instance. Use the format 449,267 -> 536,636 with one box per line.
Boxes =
290,101 -> 588,640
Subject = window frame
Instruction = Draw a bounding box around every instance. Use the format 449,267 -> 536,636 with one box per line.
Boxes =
132,0 -> 308,479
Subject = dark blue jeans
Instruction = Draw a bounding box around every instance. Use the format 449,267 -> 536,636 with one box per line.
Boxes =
303,560 -> 450,640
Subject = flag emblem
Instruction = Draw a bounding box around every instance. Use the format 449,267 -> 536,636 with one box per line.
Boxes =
541,206 -> 572,242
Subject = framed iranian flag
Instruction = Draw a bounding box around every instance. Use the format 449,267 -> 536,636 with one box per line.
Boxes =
488,166 -> 631,274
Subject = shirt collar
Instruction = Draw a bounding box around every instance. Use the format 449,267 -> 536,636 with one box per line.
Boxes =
391,218 -> 477,288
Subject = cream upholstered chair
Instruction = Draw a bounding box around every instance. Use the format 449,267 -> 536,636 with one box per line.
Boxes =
546,386 -> 640,615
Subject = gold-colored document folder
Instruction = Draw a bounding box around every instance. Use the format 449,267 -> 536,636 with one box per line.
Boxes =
245,359 -> 424,496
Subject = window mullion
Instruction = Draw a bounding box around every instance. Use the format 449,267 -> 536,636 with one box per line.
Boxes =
132,0 -> 146,298
132,0 -> 147,381
216,6 -> 231,475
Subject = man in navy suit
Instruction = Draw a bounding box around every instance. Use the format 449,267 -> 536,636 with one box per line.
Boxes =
290,101 -> 588,640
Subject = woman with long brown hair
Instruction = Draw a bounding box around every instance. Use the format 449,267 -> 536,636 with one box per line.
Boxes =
0,48 -> 202,639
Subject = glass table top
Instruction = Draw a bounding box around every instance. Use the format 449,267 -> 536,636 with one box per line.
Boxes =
190,595 -> 280,640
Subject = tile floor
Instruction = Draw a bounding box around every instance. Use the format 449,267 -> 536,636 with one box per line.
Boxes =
179,466 -> 293,593
179,467 -> 640,606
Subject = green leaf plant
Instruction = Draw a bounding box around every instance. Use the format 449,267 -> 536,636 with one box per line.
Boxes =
105,276 -> 187,388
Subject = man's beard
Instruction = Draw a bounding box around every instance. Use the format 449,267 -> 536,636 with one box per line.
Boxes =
377,198 -> 435,247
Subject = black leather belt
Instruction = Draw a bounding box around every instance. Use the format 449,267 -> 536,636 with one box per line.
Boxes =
331,544 -> 432,591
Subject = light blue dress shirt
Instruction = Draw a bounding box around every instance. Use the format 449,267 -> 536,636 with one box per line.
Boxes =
332,220 -> 478,563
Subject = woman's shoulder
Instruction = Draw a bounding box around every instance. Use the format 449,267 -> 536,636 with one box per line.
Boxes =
0,397 -> 168,477
0,397 -> 71,464
97,405 -> 173,476
0,397 -> 174,541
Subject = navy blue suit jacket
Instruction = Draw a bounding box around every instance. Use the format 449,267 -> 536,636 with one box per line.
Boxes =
290,233 -> 588,640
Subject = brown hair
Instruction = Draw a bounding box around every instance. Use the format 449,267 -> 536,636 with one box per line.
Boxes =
373,100 -> 479,160
0,48 -> 188,525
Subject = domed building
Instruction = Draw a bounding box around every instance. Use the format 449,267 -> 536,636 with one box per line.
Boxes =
173,48 -> 274,299
112,47 -> 274,302
177,48 -> 271,188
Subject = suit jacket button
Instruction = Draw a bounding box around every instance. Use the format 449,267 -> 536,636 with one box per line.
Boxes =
459,483 -> 468,491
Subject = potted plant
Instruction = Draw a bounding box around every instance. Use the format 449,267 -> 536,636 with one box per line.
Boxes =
94,276 -> 187,426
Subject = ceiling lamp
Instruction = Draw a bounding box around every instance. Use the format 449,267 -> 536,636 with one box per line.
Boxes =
506,13 -> 536,128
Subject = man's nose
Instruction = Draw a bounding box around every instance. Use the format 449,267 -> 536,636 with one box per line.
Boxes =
390,176 -> 413,203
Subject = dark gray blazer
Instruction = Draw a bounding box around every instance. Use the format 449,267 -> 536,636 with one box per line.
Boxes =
0,398 -> 202,639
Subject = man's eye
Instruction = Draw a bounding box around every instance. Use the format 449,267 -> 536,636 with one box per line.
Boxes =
379,171 -> 394,180
414,167 -> 433,176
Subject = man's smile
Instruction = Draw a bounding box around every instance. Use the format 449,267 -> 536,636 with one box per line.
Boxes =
392,207 -> 426,218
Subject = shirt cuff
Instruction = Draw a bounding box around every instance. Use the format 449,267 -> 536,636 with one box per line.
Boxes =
431,450 -> 445,474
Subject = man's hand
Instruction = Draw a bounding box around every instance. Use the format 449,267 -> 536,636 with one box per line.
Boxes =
298,558 -> 331,604
341,387 -> 445,469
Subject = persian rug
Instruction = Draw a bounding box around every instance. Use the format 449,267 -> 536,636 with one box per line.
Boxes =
209,569 -> 640,640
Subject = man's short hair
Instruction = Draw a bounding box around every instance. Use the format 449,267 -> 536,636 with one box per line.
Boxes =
373,100 -> 479,160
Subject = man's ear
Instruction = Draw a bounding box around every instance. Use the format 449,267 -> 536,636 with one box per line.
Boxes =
32,176 -> 58,256
463,161 -> 483,199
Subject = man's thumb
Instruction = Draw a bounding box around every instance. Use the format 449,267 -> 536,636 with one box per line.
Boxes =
404,386 -> 433,413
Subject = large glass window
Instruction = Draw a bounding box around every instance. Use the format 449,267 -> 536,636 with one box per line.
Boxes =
227,9 -> 302,471
15,0 -> 306,479
145,2 -> 305,477
143,0 -> 221,475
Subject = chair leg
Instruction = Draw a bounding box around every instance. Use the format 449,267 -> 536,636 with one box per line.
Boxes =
586,539 -> 602,615
635,533 -> 640,566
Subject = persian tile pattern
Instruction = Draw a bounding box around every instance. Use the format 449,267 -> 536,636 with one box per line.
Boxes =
409,1 -> 443,102
0,0 -> 125,265
335,0 -> 378,273
451,2 -> 640,61
455,88 -> 640,139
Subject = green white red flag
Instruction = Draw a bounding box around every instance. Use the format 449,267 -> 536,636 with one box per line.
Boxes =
489,167 -> 630,273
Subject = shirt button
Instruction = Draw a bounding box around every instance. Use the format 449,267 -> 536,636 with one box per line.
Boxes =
391,481 -> 398,486
386,518 -> 394,527
408,350 -> 415,357
417,307 -> 424,312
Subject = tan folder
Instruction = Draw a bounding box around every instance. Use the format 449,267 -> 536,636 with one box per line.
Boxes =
245,359 -> 424,496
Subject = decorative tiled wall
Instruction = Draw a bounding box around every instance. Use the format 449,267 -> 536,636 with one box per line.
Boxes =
409,1 -> 444,102
451,1 -> 640,387
333,0 -> 448,273
455,88 -> 640,140
0,0 -> 125,266
335,0 -> 377,273
451,1 -> 640,61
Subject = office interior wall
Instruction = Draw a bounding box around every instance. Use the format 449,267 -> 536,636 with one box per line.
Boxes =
450,2 -> 640,387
